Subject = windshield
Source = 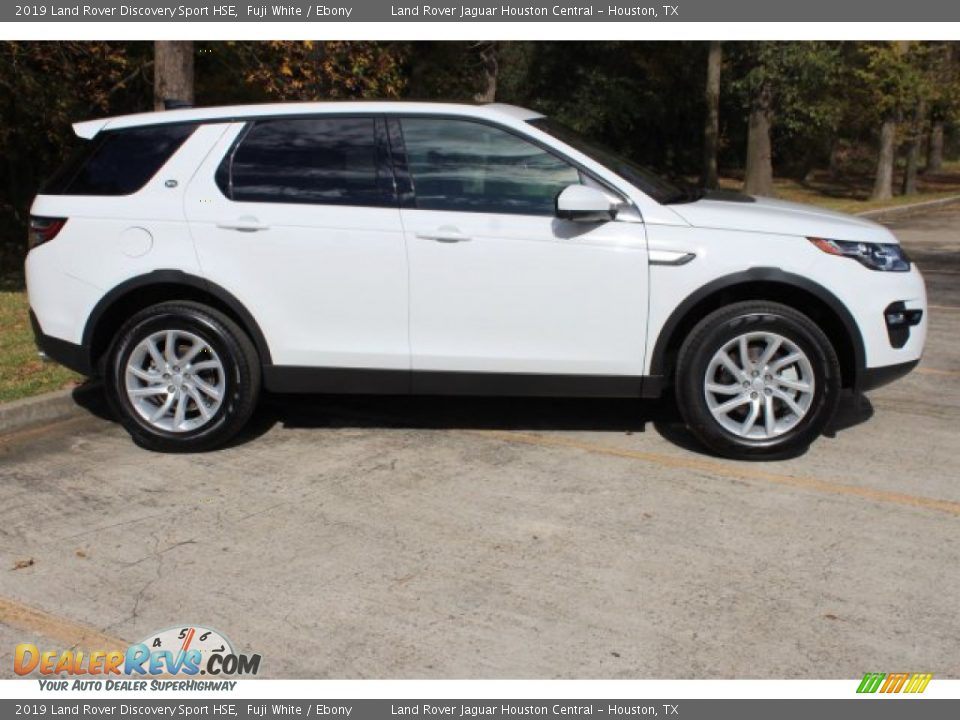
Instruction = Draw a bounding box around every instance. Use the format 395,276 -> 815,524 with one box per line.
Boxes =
528,117 -> 693,205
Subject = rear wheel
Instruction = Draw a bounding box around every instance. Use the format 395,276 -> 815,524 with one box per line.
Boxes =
105,302 -> 260,452
675,301 -> 841,459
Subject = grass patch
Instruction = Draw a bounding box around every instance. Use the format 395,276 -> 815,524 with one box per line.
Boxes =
718,161 -> 960,214
772,185 -> 960,214
0,284 -> 80,403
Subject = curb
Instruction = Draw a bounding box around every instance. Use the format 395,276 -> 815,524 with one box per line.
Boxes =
856,194 -> 960,219
0,387 -> 87,435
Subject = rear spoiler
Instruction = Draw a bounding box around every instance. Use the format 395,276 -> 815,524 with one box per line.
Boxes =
72,118 -> 110,139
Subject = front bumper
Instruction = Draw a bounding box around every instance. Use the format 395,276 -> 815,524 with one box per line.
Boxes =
858,359 -> 920,393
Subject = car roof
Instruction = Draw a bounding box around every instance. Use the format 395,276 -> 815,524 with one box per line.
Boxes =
72,101 -> 544,139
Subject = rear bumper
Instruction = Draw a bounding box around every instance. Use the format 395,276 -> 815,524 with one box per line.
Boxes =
29,309 -> 92,376
858,359 -> 920,393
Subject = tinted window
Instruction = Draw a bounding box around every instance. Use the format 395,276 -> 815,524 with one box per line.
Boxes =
44,124 -> 196,196
400,118 -> 580,215
41,140 -> 95,195
225,117 -> 391,207
528,117 -> 687,204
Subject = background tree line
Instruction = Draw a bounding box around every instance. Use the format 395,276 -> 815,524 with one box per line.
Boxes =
1,40 -> 958,273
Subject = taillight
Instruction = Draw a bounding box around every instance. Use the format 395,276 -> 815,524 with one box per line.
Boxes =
28,216 -> 67,249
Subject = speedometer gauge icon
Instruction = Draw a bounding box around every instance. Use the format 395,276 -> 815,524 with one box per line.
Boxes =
138,625 -> 234,673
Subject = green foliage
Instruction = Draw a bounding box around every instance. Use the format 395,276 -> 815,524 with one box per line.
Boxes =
918,42 -> 960,124
751,43 -> 843,136
725,42 -> 846,175
498,41 -> 708,174
232,41 -> 410,100
852,42 -> 923,120
404,41 -> 491,100
0,41 -> 153,270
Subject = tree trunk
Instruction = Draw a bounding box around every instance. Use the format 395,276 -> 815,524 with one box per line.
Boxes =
902,140 -> 920,195
872,41 -> 909,201
871,118 -> 897,201
474,42 -> 498,103
828,137 -> 843,178
927,121 -> 944,174
154,41 -> 194,110
701,41 -> 722,189
743,85 -> 774,197
901,101 -> 926,195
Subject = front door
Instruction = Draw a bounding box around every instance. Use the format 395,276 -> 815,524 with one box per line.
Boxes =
395,116 -> 649,387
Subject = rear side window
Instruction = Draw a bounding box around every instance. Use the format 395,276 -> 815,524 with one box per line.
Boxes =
43,124 -> 196,196
219,116 -> 393,207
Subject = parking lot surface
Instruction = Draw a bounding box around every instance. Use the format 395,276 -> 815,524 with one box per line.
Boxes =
1,205 -> 959,679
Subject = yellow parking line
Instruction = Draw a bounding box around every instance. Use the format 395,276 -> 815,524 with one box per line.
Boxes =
917,367 -> 960,377
0,595 -> 127,649
467,430 -> 960,517
0,415 -> 92,448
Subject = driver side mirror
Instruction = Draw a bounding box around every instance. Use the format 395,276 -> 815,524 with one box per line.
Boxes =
555,185 -> 617,223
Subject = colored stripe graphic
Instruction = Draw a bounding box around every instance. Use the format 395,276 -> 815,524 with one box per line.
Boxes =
857,672 -> 932,693
904,673 -> 933,693
857,673 -> 886,693
880,673 -> 909,693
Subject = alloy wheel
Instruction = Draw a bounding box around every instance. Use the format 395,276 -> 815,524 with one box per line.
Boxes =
703,331 -> 815,440
124,329 -> 226,433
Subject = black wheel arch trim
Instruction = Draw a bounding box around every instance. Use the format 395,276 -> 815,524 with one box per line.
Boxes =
82,269 -> 272,369
647,267 -> 866,388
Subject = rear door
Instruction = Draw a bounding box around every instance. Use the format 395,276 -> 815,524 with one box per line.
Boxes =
184,115 -> 409,376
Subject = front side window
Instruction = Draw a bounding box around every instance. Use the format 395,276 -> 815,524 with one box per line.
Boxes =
399,118 -> 581,216
224,116 -> 391,207
528,117 -> 690,204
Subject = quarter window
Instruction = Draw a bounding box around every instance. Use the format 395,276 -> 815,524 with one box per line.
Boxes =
224,117 -> 392,207
43,124 -> 196,196
399,118 -> 581,215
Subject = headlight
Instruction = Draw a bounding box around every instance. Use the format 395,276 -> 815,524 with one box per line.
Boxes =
808,237 -> 911,272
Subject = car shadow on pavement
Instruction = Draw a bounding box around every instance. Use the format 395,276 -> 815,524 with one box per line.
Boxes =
653,391 -> 874,460
245,389 -> 875,460
70,381 -> 874,460
255,392 -> 673,435
824,391 -> 875,437
71,380 -> 110,417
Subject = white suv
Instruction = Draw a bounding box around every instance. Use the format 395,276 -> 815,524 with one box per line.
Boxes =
26,102 -> 927,458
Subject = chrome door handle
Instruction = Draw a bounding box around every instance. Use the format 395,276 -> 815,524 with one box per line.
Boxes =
216,217 -> 270,232
416,227 -> 471,243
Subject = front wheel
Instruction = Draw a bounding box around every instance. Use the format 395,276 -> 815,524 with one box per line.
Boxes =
675,301 -> 841,459
105,301 -> 261,452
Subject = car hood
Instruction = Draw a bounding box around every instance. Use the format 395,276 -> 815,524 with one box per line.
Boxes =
667,194 -> 898,244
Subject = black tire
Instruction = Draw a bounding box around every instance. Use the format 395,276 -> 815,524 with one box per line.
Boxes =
105,301 -> 261,452
675,301 -> 841,459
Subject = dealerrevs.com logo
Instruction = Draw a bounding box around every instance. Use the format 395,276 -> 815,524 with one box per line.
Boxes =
15,625 -> 261,690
